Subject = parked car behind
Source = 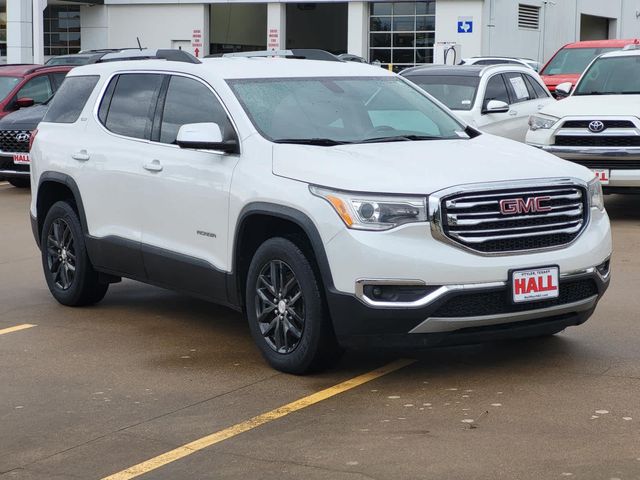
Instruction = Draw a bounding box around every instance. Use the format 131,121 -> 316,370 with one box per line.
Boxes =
0,64 -> 71,119
527,47 -> 640,193
540,39 -> 639,96
460,56 -> 541,71
401,65 -> 554,142
0,102 -> 48,188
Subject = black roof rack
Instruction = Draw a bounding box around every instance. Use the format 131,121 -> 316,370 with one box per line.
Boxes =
97,48 -> 201,64
24,64 -> 73,75
221,49 -> 342,62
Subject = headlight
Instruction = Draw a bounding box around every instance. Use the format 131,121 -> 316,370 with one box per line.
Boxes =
528,115 -> 558,131
588,178 -> 604,211
310,186 -> 428,231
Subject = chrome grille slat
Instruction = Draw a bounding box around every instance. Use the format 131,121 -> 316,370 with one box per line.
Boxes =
452,220 -> 582,235
446,192 -> 581,208
440,185 -> 588,254
449,224 -> 583,243
448,207 -> 583,226
450,203 -> 581,217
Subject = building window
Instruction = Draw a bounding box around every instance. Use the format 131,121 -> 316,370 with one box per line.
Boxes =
518,4 -> 540,30
369,1 -> 436,72
0,8 -> 6,57
44,5 -> 81,57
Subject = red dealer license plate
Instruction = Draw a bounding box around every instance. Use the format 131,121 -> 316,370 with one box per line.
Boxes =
13,154 -> 30,165
510,266 -> 559,303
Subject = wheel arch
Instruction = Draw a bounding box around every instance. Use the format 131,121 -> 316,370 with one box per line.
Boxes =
36,172 -> 88,246
230,203 -> 335,310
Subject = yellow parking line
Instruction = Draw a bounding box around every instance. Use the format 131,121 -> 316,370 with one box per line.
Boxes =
0,324 -> 36,336
102,358 -> 415,480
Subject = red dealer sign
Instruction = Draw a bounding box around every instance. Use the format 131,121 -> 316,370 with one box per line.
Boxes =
192,29 -> 202,57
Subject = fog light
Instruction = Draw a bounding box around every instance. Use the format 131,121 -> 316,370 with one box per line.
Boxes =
595,258 -> 611,280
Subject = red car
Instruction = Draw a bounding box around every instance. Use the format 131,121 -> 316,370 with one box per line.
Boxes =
540,39 -> 640,95
0,64 -> 73,119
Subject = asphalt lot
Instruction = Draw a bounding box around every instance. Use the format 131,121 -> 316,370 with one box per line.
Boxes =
1,180 -> 639,480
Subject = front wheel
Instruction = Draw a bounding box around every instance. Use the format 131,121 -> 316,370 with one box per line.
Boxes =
245,237 -> 341,374
41,201 -> 109,306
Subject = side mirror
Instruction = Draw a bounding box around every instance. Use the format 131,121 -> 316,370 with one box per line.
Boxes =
483,100 -> 510,114
176,122 -> 238,153
555,82 -> 573,98
16,97 -> 35,108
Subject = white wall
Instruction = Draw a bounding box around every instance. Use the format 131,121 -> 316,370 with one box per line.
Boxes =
87,4 -> 210,57
435,0 -> 484,59
483,0 -> 640,64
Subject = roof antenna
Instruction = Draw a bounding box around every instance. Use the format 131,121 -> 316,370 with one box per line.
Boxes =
136,37 -> 143,51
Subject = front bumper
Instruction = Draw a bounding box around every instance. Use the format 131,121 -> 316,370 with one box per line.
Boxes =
328,266 -> 609,348
0,154 -> 29,178
534,145 -> 640,188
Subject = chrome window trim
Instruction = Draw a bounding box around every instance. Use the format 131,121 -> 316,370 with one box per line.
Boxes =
428,177 -> 591,257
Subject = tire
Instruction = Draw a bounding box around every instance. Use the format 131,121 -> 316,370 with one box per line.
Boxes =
245,237 -> 342,374
41,200 -> 108,306
8,178 -> 30,188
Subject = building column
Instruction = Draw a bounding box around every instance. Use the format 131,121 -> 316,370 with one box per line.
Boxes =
32,0 -> 46,64
267,3 -> 286,50
7,0 -> 33,63
347,2 -> 368,59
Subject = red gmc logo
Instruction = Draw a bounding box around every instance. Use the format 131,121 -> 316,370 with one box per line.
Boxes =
499,196 -> 552,215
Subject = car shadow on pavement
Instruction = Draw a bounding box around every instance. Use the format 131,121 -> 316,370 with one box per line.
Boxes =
604,193 -> 640,220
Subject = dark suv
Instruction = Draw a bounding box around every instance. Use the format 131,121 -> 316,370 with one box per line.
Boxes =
0,64 -> 72,187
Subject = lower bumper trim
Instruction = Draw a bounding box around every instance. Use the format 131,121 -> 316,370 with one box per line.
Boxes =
409,295 -> 597,333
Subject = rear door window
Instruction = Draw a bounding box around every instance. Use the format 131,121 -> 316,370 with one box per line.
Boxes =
43,75 -> 99,123
158,75 -> 235,145
98,73 -> 164,140
16,75 -> 53,104
503,72 -> 533,104
50,72 -> 68,90
483,74 -> 510,109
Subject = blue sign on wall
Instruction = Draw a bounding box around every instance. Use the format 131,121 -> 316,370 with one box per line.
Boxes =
457,17 -> 473,33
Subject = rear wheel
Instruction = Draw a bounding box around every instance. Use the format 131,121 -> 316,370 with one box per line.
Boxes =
41,201 -> 108,306
8,178 -> 30,188
245,237 -> 342,374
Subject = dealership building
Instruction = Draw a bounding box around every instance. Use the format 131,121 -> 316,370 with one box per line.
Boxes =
3,0 -> 640,70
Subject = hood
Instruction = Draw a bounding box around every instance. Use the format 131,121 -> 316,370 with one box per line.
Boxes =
541,74 -> 579,89
540,94 -> 640,119
0,104 -> 48,130
272,134 -> 592,194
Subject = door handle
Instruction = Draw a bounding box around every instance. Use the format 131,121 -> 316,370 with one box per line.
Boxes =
71,150 -> 90,161
143,159 -> 163,172
537,105 -> 544,110
509,110 -> 518,116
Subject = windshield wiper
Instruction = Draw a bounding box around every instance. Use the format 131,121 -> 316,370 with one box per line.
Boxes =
273,138 -> 351,146
359,135 -> 442,144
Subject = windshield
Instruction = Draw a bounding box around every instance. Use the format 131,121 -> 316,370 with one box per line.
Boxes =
227,76 -> 466,144
574,56 -> 640,95
541,47 -> 620,76
404,75 -> 479,110
0,76 -> 21,102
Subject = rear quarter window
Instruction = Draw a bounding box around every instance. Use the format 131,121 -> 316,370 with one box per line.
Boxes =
42,76 -> 100,124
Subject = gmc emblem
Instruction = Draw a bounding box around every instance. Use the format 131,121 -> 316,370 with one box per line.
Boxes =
499,196 -> 552,215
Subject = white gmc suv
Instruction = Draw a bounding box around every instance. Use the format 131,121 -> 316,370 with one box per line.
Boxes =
30,56 -> 612,373
527,48 -> 640,192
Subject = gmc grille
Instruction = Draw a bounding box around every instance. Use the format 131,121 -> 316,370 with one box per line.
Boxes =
0,130 -> 31,154
439,185 -> 588,254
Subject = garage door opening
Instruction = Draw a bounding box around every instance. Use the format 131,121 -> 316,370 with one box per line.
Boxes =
286,3 -> 347,55
580,14 -> 613,41
210,3 -> 267,55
